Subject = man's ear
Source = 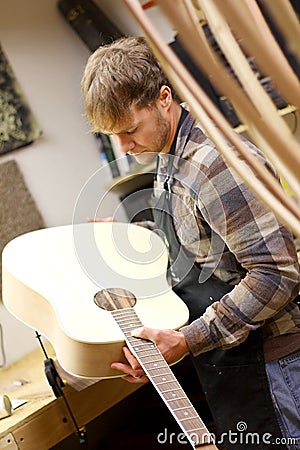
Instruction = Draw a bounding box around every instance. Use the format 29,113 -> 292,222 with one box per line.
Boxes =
159,85 -> 172,109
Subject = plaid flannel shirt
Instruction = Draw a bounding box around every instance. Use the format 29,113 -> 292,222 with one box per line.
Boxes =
155,110 -> 300,356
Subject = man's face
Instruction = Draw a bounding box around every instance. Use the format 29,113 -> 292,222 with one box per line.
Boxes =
110,103 -> 171,165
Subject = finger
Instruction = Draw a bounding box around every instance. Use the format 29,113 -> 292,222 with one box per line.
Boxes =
86,217 -> 101,222
86,216 -> 115,222
122,374 -> 149,384
110,361 -> 145,380
101,216 -> 115,222
131,326 -> 154,340
122,346 -> 141,370
131,327 -> 160,343
111,347 -> 143,374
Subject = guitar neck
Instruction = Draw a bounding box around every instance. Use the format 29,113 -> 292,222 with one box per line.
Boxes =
112,308 -> 217,449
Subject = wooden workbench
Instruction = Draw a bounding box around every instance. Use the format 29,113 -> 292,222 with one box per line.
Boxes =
0,343 -> 140,450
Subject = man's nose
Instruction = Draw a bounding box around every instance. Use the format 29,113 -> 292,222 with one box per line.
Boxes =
113,135 -> 135,154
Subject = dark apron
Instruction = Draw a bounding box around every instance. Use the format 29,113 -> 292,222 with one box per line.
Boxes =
152,151 -> 285,449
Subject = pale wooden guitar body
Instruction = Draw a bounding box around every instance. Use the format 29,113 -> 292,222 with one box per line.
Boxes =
2,222 -> 189,379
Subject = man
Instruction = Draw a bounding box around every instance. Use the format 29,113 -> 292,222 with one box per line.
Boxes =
82,36 -> 300,449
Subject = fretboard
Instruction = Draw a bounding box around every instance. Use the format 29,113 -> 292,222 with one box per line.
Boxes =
112,308 -> 216,449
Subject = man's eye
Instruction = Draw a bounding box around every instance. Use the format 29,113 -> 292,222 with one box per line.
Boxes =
127,129 -> 136,135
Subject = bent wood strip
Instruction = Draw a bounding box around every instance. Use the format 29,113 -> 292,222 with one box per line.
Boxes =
216,0 -> 300,111
155,0 -> 300,200
262,0 -> 300,58
124,0 -> 300,237
198,0 -> 300,197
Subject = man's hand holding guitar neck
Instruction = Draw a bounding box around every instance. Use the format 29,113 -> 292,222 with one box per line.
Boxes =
111,327 -> 189,384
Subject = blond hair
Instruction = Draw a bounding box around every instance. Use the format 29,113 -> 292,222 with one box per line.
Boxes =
81,36 -> 178,133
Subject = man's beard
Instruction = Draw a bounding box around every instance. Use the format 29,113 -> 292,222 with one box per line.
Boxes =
133,111 -> 171,165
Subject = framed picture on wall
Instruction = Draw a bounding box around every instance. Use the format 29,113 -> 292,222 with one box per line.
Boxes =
0,44 -> 42,155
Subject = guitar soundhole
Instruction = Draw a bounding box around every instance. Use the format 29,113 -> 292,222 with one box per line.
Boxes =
94,288 -> 137,311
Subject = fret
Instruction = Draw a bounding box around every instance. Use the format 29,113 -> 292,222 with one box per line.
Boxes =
173,405 -> 197,412
129,342 -> 157,350
127,338 -> 157,348
147,354 -> 172,370
127,344 -> 158,354
112,316 -> 140,324
151,379 -> 185,397
187,426 -> 209,434
112,313 -> 141,322
165,394 -> 186,401
129,346 -> 158,354
118,322 -> 141,329
166,396 -> 195,406
153,380 -> 179,387
183,421 -> 207,430
135,357 -> 165,365
128,342 -> 156,350
144,370 -> 172,378
145,367 -> 167,374
157,386 -> 182,394
166,398 -> 193,407
148,375 -> 174,383
127,340 -> 153,347
112,309 -> 140,318
174,411 -> 199,421
180,417 -> 203,424
119,327 -> 141,336
113,313 -> 140,320
146,368 -> 171,376
132,352 -> 160,361
169,402 -> 200,417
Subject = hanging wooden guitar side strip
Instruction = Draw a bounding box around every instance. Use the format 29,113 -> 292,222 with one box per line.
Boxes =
197,0 -> 299,197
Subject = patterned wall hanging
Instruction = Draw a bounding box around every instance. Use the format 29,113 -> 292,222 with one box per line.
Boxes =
0,44 -> 42,155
